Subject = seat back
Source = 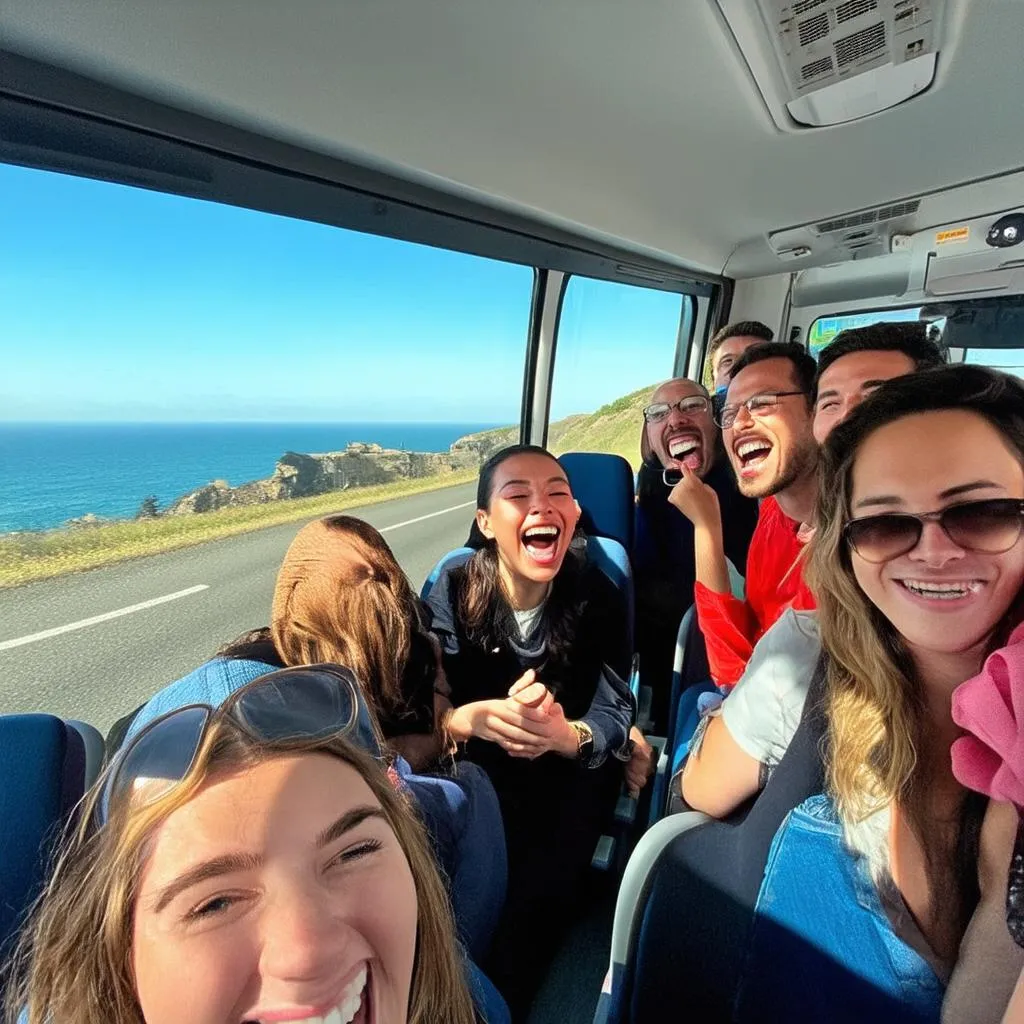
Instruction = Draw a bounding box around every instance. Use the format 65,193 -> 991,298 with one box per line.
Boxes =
665,606 -> 710,753
559,452 -> 635,553
593,811 -> 711,1023
585,534 -> 634,657
421,546 -> 473,600
0,715 -> 87,961
66,719 -> 106,787
627,665 -> 828,1022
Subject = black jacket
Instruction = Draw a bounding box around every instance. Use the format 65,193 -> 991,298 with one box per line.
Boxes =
424,550 -> 634,771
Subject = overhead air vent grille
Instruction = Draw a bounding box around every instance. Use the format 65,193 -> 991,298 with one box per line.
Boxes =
874,199 -> 921,220
834,21 -> 887,67
799,12 -> 831,46
801,56 -> 835,82
714,0 -> 948,128
814,198 -> 921,234
835,0 -> 880,24
793,0 -> 829,14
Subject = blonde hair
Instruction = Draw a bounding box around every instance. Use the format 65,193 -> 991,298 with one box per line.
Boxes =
271,516 -> 430,730
5,723 -> 476,1024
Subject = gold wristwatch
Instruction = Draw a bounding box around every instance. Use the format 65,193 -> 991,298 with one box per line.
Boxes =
570,720 -> 594,762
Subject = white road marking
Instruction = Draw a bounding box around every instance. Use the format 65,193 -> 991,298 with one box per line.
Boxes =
379,500 -> 475,533
0,584 -> 210,652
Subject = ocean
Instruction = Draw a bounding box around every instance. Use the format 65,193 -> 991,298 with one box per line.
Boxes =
0,422 -> 499,534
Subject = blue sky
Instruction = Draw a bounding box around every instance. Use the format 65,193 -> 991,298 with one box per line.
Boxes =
0,163 -> 683,423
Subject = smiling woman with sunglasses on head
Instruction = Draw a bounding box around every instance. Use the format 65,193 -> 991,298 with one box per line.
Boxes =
4,667 -> 485,1024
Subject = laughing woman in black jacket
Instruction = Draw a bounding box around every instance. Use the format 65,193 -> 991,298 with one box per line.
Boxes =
426,444 -> 634,1021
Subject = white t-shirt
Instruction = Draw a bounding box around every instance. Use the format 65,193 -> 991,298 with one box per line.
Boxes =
720,608 -> 822,771
512,600 -> 547,641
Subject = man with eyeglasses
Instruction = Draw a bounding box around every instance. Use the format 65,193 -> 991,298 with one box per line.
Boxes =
679,323 -> 947,820
670,341 -> 820,689
634,377 -> 758,727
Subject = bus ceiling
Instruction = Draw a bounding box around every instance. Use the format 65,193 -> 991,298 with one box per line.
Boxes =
2,1 -> 1024,282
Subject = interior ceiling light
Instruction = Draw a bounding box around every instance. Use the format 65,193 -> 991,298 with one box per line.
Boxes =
715,0 -> 947,128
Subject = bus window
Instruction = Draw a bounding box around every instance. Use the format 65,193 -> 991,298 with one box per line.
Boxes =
966,348 -> 1024,377
0,163 -> 532,730
808,307 -> 923,357
549,275 -> 684,468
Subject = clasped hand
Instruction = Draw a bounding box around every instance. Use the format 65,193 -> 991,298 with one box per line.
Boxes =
447,669 -> 577,759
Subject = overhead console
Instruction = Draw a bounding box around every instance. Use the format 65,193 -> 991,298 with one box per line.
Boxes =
787,202 -> 1024,309
715,0 -> 954,129
924,211 -> 1024,295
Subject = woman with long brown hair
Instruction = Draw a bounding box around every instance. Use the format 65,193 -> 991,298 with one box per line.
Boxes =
4,666 -> 487,1024
107,516 -> 507,965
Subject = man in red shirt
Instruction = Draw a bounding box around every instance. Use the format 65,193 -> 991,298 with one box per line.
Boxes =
669,341 -> 818,687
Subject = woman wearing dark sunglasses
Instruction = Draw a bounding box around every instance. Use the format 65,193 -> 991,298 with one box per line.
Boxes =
801,363 -> 1024,1022
4,667 -> 497,1024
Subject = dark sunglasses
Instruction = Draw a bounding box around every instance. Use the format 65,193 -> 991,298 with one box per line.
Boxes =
843,498 -> 1024,564
99,665 -> 383,825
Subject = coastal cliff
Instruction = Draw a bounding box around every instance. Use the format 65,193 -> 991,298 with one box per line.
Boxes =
164,442 -> 481,515
157,382 -> 654,518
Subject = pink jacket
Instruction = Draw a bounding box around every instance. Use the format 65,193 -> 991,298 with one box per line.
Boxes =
951,622 -> 1024,810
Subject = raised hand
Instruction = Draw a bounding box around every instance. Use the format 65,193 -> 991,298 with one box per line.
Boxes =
667,469 -> 721,532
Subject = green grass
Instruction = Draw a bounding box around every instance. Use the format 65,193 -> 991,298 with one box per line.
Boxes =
550,385 -> 654,468
0,469 -> 478,590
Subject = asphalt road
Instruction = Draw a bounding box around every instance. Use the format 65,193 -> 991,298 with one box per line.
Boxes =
0,482 -> 477,734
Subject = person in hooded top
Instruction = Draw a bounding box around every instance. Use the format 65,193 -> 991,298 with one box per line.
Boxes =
424,444 -> 634,1021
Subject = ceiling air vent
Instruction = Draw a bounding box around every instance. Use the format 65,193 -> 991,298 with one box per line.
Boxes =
814,198 -> 920,234
714,0 -> 948,128
815,197 -> 921,234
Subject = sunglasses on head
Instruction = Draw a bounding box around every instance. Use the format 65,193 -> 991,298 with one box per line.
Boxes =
843,498 -> 1024,564
99,665 -> 382,826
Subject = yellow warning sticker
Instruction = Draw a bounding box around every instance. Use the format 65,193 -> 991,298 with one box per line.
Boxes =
935,226 -> 970,245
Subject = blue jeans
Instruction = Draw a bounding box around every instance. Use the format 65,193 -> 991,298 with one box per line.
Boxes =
734,795 -> 944,1023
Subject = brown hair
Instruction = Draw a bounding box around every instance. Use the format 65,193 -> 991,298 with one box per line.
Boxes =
703,320 -> 774,386
5,722 -> 476,1024
271,516 -> 434,733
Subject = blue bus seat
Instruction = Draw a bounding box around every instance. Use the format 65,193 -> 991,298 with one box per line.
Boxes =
593,811 -> 712,1024
0,714 -> 88,960
627,669 -> 829,1022
664,606 -> 710,753
558,451 -> 635,554
420,546 -> 473,600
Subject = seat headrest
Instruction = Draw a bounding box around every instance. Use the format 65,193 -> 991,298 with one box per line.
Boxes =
124,657 -> 277,745
558,452 -> 635,552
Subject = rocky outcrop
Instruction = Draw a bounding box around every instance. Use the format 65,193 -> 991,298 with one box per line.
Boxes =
164,443 -> 480,516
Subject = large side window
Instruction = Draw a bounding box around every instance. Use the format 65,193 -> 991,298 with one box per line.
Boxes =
0,163 -> 532,726
549,276 -> 684,468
